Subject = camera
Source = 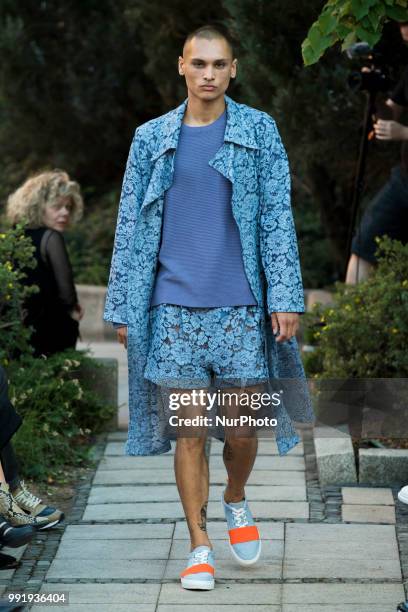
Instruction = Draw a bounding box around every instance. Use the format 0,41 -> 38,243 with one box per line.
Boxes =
346,42 -> 394,93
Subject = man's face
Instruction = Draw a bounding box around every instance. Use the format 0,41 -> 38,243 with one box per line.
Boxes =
179,36 -> 237,101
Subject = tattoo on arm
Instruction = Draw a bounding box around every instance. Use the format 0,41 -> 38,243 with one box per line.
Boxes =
223,441 -> 233,462
198,502 -> 208,532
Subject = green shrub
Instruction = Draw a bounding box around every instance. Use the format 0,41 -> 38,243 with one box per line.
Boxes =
7,348 -> 116,481
0,222 -> 38,365
303,236 -> 408,378
0,220 -> 117,482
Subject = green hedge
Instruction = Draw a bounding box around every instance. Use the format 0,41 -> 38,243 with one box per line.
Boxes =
303,236 -> 408,378
0,224 -> 116,482
7,349 -> 116,481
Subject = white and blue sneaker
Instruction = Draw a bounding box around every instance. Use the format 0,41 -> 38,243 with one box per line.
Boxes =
222,489 -> 261,566
180,545 -> 215,590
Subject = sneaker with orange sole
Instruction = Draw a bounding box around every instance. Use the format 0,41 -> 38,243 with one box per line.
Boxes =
222,488 -> 261,566
180,545 -> 215,590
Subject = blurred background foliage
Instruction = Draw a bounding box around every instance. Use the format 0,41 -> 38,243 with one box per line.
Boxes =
0,0 -> 407,287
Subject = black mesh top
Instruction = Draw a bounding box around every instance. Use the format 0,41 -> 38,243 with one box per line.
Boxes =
8,225 -> 80,357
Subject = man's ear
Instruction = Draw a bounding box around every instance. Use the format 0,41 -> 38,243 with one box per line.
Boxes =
231,58 -> 238,79
178,56 -> 184,76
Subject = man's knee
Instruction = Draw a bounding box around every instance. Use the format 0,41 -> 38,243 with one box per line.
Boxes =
176,436 -> 207,453
224,435 -> 257,449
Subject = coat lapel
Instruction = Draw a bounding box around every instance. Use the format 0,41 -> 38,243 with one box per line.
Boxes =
140,95 -> 260,213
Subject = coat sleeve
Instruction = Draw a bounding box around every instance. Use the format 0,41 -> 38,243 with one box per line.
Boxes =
103,128 -> 143,325
258,116 -> 305,315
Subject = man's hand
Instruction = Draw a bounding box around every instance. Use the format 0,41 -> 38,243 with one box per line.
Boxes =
117,326 -> 128,349
374,119 -> 408,141
270,312 -> 299,342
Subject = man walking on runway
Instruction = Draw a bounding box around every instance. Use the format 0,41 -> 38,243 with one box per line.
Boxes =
104,24 -> 314,590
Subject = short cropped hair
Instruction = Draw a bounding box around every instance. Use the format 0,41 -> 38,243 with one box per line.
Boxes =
6,169 -> 84,229
183,24 -> 235,58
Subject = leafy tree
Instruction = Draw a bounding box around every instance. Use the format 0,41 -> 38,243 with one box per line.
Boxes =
303,0 -> 408,65
225,0 -> 404,279
0,0 -> 159,203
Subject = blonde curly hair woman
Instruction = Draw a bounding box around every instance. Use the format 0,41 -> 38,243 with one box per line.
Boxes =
6,170 -> 85,357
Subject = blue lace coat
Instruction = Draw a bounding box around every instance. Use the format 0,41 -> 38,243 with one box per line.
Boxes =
103,94 -> 315,456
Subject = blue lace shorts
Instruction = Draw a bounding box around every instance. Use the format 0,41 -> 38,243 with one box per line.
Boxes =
144,304 -> 269,389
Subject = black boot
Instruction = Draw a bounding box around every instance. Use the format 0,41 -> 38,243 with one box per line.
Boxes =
0,514 -> 35,548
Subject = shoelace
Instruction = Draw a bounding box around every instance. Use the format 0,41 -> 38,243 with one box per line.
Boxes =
15,480 -> 42,510
1,485 -> 24,515
231,506 -> 249,528
2,488 -> 34,521
191,549 -> 211,566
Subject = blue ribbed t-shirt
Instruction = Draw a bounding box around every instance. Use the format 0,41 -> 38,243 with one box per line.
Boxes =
150,109 -> 257,309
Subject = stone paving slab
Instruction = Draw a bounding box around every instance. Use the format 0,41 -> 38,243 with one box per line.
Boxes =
88,483 -> 307,504
105,441 -> 176,456
342,503 -> 396,524
285,522 -> 397,541
158,607 -> 279,612
281,607 -> 398,612
158,583 -> 281,604
281,582 -> 405,604
210,454 -> 305,471
46,558 -> 167,580
93,468 -> 306,486
94,468 -> 178,485
55,538 -> 172,560
342,486 -> 395,505
284,523 -> 402,580
314,426 -> 357,486
169,538 -> 283,560
285,524 -> 399,559
38,582 -> 160,603
61,524 -> 173,541
164,558 -> 282,579
105,438 -> 304,455
82,500 -> 309,521
173,520 -> 284,540
33,606 -> 155,612
98,456 -> 175,470
158,607 -> 280,612
98,454 -> 305,471
359,447 -> 408,485
284,556 -> 402,579
210,439 -> 304,456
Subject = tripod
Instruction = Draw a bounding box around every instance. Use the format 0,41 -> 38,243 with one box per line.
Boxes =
344,88 -> 377,282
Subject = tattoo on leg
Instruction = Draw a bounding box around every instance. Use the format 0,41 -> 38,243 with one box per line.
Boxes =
198,502 -> 208,532
223,440 -> 233,462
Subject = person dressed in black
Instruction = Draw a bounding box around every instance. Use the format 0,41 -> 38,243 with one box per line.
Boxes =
0,365 -> 35,571
346,22 -> 408,284
5,169 -> 85,356
0,363 -> 64,534
0,363 -> 34,572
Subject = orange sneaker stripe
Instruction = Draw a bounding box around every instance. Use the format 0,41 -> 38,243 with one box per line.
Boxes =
229,525 -> 259,545
180,563 -> 214,578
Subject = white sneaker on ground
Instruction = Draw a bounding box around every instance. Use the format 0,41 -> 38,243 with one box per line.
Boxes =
398,486 -> 408,505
